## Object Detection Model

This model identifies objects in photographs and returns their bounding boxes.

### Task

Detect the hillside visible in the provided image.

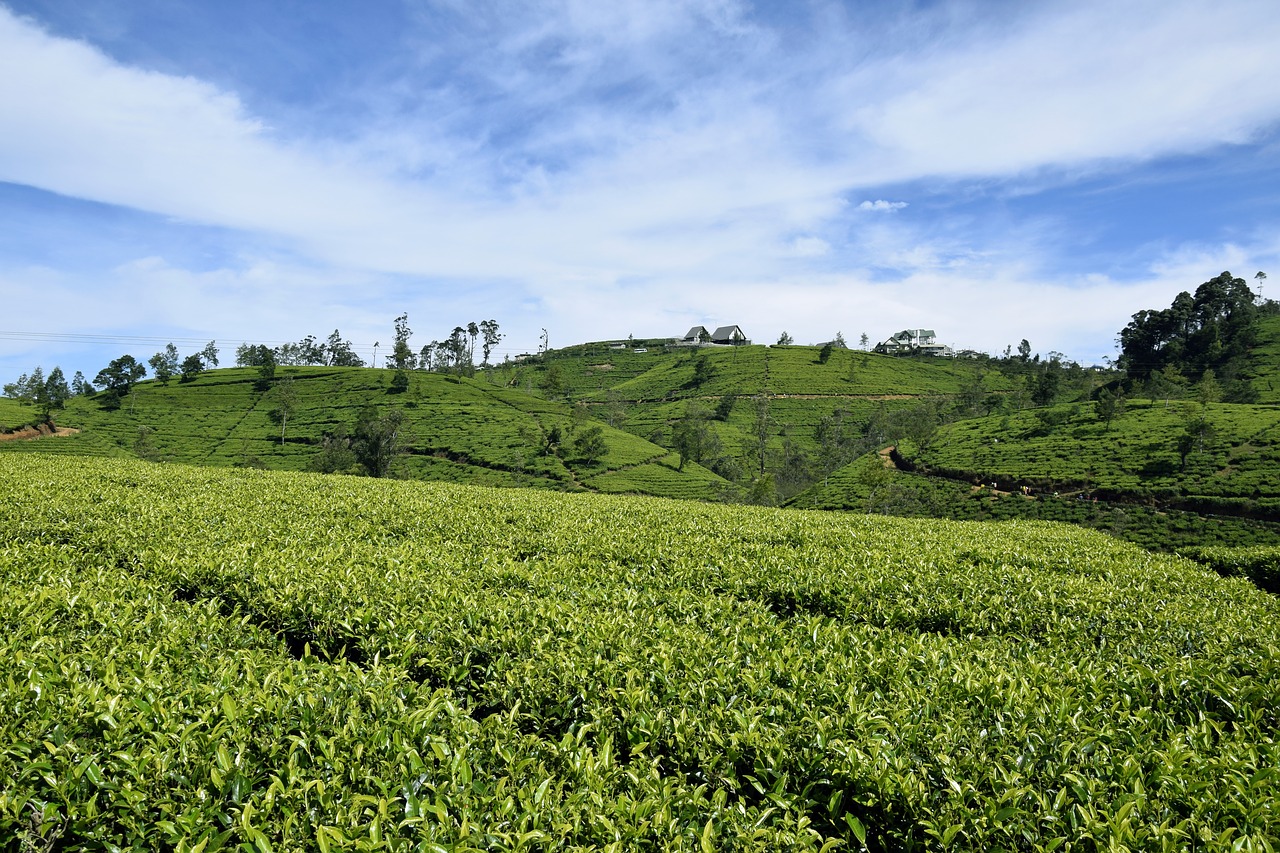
[794,396,1280,550]
[0,367,734,503]
[1242,313,1280,403]
[4,454,1279,850]
[501,342,1019,491]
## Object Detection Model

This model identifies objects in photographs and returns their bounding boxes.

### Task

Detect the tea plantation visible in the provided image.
[3,455,1278,851]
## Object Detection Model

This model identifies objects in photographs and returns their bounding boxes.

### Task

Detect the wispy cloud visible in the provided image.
[0,0,1278,376]
[858,200,908,212]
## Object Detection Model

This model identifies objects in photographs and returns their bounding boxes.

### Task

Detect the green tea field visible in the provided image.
[3,455,1278,851]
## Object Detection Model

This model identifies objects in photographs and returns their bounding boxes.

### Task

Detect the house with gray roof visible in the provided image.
[874,329,953,357]
[710,325,749,345]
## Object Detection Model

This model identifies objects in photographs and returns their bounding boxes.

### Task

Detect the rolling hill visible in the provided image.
[0,366,735,503]
[4,312,1279,553]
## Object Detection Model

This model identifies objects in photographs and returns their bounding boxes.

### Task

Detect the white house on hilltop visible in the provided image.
[874,329,953,357]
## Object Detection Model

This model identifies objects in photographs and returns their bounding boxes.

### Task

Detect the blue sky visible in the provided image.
[2,0,1279,382]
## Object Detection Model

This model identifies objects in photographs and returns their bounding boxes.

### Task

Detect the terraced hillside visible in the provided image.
[795,397,1280,550]
[0,367,733,502]
[3,454,1279,850]
[1242,313,1280,404]
[504,342,1016,476]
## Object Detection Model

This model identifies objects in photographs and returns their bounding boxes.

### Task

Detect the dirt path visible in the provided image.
[0,424,80,441]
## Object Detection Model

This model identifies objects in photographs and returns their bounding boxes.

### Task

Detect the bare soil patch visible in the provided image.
[0,423,80,442]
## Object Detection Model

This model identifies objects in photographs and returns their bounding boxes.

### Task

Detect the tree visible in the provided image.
[248,347,277,391]
[776,331,794,346]
[572,425,607,464]
[671,406,710,471]
[149,344,180,385]
[41,367,70,418]
[1196,368,1222,405]
[309,426,358,474]
[859,332,870,350]
[134,425,160,462]
[352,407,404,477]
[201,341,220,368]
[814,407,861,483]
[479,320,502,367]
[389,368,410,394]
[713,393,737,422]
[236,344,276,368]
[543,425,563,456]
[267,378,298,446]
[855,454,894,514]
[1017,339,1032,363]
[1177,404,1215,471]
[1118,271,1258,382]
[818,342,834,364]
[179,354,205,383]
[391,313,415,370]
[325,330,363,367]
[1095,387,1125,429]
[541,364,565,398]
[95,356,146,398]
[1031,359,1061,406]
[690,355,714,388]
[467,322,480,367]
[3,368,40,403]
[71,371,92,396]
[418,343,437,371]
[775,438,812,500]
[446,327,469,373]
[834,331,847,347]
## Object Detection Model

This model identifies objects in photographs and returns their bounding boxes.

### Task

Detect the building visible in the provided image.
[710,325,749,345]
[682,326,710,343]
[874,329,953,357]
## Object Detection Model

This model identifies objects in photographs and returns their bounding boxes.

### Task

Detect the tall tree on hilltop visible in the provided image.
[325,330,363,367]
[180,354,205,383]
[391,313,415,370]
[467,322,479,367]
[479,320,502,367]
[95,356,146,396]
[149,344,180,385]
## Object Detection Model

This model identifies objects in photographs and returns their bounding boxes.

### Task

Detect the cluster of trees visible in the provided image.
[148,342,220,385]
[236,330,363,370]
[2,366,84,418]
[401,317,503,375]
[231,316,505,379]
[309,407,406,478]
[1118,271,1267,400]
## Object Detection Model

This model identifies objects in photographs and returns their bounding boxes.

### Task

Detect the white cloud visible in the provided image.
[858,200,908,212]
[1,1,1279,380]
[837,0,1280,181]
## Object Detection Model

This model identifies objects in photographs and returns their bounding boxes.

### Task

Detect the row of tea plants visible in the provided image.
[2,455,1278,850]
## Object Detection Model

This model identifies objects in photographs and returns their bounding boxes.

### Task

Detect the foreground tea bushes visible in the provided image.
[2,455,1279,851]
